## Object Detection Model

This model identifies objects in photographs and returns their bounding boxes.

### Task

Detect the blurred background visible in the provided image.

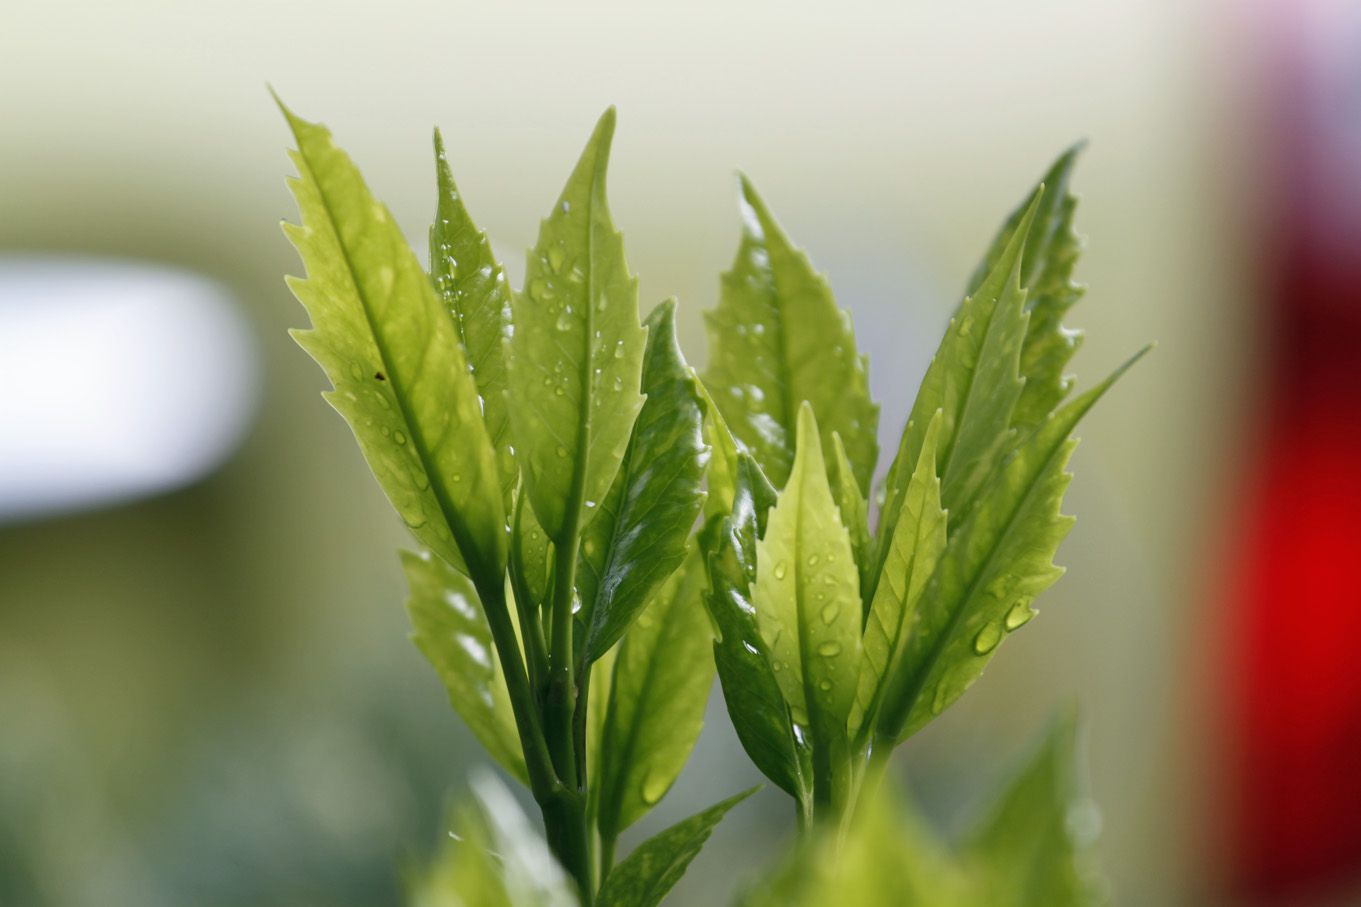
[2,0,1358,904]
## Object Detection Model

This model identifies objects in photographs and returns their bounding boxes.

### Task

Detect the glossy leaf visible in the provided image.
[702,454,811,805]
[596,787,758,907]
[872,192,1039,603]
[577,300,709,662]
[279,100,506,579]
[966,147,1086,432]
[852,411,945,740]
[403,550,527,785]
[752,405,861,784]
[703,177,878,492]
[430,129,516,510]
[961,712,1106,907]
[879,351,1147,742]
[507,108,647,543]
[594,549,715,840]
[696,375,742,519]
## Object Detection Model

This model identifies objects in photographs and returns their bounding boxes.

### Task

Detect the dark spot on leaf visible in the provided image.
[375,372,386,381]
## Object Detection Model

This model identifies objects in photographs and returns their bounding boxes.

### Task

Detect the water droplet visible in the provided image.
[817,641,842,657]
[613,340,625,359]
[555,445,568,458]
[819,603,840,625]
[818,679,833,691]
[393,431,407,445]
[931,682,950,715]
[807,554,820,567]
[1004,602,1034,631]
[548,247,565,271]
[972,622,1002,655]
[555,312,572,331]
[773,561,787,580]
[554,386,565,396]
[560,199,571,214]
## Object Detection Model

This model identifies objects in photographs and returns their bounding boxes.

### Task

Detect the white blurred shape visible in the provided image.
[0,257,258,523]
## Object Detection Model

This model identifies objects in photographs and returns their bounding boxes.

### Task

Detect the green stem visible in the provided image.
[546,534,582,785]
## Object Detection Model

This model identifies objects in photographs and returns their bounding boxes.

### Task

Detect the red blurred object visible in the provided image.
[1227,1,1361,900]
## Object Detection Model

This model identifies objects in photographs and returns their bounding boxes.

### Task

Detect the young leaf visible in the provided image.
[851,411,946,740]
[877,351,1148,742]
[402,550,527,785]
[593,549,715,842]
[596,787,759,907]
[430,129,517,510]
[966,147,1086,432]
[507,108,647,543]
[703,177,879,493]
[702,454,812,807]
[961,712,1106,907]
[279,100,506,581]
[827,432,872,609]
[753,404,862,800]
[872,192,1039,601]
[577,300,709,663]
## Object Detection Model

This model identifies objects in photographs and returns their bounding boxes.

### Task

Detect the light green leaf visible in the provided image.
[594,548,715,840]
[596,787,758,907]
[739,782,972,907]
[703,176,878,493]
[879,350,1147,742]
[851,410,946,741]
[827,432,872,609]
[279,100,506,581]
[408,804,513,907]
[507,108,647,543]
[962,712,1106,907]
[473,773,580,907]
[701,454,811,806]
[430,128,516,511]
[577,300,709,662]
[966,147,1086,432]
[872,191,1040,602]
[753,405,861,792]
[402,550,527,785]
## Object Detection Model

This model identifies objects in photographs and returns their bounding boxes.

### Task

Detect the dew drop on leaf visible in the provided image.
[972,622,1002,655]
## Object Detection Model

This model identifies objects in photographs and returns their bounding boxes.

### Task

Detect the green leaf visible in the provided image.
[966,147,1086,432]
[851,410,945,740]
[827,432,872,610]
[594,548,715,840]
[961,711,1106,907]
[753,404,861,796]
[696,376,742,519]
[872,191,1040,602]
[472,773,580,907]
[507,107,647,543]
[409,804,513,907]
[596,787,758,907]
[701,454,811,806]
[577,300,709,662]
[738,782,971,907]
[430,128,517,511]
[279,99,506,581]
[879,350,1148,742]
[703,176,878,493]
[402,550,527,785]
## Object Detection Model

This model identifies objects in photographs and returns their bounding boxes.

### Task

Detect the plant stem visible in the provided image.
[546,533,582,785]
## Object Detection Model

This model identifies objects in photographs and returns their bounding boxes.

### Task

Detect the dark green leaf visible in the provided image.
[596,787,758,907]
[430,128,517,511]
[702,454,811,805]
[279,99,506,580]
[507,108,647,543]
[577,300,709,662]
[703,177,878,492]
[593,549,715,840]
